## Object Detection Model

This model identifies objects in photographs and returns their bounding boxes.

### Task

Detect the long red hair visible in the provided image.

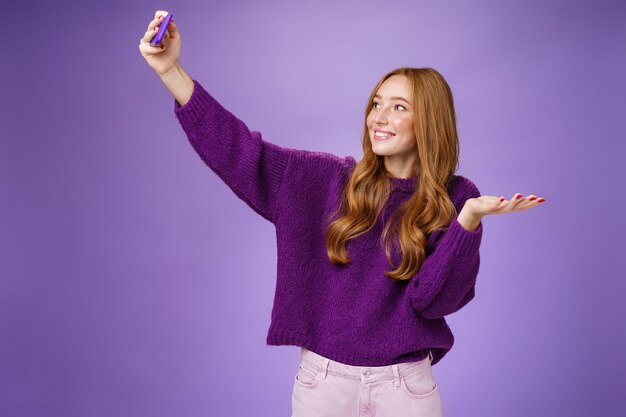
[324,67,461,281]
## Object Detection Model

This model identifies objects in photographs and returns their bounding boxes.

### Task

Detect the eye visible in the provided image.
[372,101,407,111]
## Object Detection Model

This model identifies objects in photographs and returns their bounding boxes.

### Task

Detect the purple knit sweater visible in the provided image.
[173,79,483,366]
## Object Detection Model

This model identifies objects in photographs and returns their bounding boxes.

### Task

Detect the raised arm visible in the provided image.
[164,67,296,224]
[407,177,483,319]
[159,64,194,107]
[141,13,297,224]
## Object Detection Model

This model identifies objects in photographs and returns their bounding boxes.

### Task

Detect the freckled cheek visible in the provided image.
[392,118,412,135]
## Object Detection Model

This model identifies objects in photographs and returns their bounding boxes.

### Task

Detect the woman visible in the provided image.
[139,10,545,417]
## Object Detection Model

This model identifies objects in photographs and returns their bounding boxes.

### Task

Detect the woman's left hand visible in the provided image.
[465,193,546,219]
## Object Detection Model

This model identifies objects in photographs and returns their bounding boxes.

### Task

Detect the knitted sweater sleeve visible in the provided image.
[173,79,296,224]
[408,177,483,319]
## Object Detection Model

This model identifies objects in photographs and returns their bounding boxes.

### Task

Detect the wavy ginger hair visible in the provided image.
[324,67,461,282]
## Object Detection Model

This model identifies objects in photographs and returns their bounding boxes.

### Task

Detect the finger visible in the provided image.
[525,195,546,204]
[145,11,171,39]
[498,195,515,204]
[159,22,177,47]
[147,12,168,32]
[142,20,174,43]
[154,10,169,20]
[161,21,176,39]
[496,193,521,209]
[167,21,177,36]
[139,39,166,53]
[495,198,510,210]
[144,21,176,45]
[141,24,161,44]
[139,29,167,52]
[511,193,544,211]
[511,193,525,205]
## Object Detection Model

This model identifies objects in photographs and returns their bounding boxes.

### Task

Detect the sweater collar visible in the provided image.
[390,176,418,193]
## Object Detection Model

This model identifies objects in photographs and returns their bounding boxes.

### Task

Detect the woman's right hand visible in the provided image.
[138,10,181,76]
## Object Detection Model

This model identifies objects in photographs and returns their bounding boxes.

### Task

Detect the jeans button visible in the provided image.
[363,369,371,377]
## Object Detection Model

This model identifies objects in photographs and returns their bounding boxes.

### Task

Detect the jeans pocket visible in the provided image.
[400,368,438,399]
[294,362,319,389]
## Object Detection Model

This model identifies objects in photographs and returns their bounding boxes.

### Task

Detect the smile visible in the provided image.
[374,131,395,140]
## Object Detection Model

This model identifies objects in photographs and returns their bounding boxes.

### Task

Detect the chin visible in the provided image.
[370,146,392,156]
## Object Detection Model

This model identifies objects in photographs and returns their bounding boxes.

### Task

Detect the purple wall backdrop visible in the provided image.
[2,0,625,416]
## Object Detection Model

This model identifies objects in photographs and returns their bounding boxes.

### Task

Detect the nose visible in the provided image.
[373,108,389,125]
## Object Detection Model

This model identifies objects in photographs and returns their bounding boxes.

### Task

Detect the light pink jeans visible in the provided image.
[291,347,443,417]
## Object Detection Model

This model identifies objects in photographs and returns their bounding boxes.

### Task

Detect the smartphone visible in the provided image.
[150,13,173,46]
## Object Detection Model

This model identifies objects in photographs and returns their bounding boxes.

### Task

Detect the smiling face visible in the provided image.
[366,74,418,178]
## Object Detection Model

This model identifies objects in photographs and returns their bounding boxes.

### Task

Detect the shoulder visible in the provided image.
[284,148,356,178]
[447,174,481,205]
[276,148,356,200]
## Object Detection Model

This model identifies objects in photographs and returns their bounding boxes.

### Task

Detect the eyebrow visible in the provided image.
[373,94,411,105]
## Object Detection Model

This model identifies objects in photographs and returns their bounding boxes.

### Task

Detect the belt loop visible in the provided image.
[319,357,330,380]
[392,364,401,387]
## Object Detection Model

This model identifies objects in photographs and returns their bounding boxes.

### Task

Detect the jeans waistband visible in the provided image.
[299,347,433,384]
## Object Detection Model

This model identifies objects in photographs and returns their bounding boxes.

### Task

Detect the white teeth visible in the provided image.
[375,131,394,138]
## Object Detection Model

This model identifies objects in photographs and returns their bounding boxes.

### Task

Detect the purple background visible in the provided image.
[2,0,625,416]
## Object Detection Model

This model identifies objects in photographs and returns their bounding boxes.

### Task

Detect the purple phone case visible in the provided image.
[150,13,173,46]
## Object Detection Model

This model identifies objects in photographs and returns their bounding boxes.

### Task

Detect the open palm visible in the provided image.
[465,193,546,218]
